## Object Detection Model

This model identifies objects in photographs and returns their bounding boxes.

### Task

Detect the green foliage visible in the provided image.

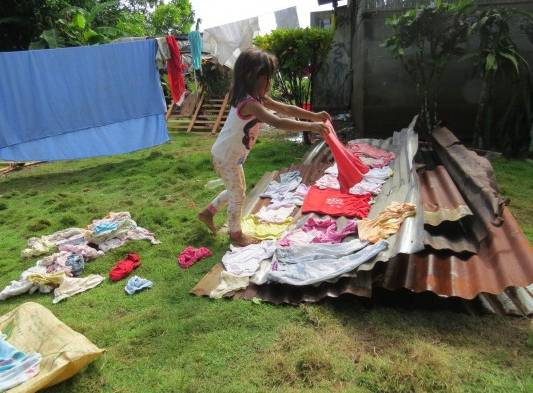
[150,0,194,35]
[198,62,231,98]
[115,11,149,37]
[465,8,533,155]
[382,0,474,134]
[254,28,333,107]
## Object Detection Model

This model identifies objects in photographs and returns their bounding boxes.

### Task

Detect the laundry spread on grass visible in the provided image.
[202,120,409,299]
[0,212,159,303]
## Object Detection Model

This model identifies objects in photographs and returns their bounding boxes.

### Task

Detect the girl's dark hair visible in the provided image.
[229,48,278,107]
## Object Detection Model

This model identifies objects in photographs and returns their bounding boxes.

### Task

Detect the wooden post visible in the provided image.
[186,91,205,133]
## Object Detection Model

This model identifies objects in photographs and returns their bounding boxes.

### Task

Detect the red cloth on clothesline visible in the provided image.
[301,186,371,218]
[324,120,368,193]
[166,35,186,104]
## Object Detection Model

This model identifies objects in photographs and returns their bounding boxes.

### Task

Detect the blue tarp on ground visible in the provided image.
[0,40,168,161]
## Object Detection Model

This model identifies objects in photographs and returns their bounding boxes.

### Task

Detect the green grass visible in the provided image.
[0,134,532,393]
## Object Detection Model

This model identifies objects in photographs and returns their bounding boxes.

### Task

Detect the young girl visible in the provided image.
[198,48,330,246]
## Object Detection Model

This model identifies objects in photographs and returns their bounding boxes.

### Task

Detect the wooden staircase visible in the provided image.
[188,93,229,134]
[166,91,230,134]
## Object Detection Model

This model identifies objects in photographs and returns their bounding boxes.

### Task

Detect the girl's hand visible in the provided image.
[309,122,330,138]
[314,111,331,122]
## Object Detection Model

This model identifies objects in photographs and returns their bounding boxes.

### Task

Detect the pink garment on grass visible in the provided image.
[346,142,395,168]
[178,246,213,269]
[279,217,357,246]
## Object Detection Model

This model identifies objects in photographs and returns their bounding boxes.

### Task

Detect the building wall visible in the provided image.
[312,6,352,111]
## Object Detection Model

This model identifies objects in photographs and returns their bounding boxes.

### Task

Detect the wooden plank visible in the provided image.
[165,102,175,120]
[186,91,205,133]
[211,92,230,135]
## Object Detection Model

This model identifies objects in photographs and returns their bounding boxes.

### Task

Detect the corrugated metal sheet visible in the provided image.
[379,207,533,299]
[432,127,506,227]
[419,165,472,226]
[355,116,426,271]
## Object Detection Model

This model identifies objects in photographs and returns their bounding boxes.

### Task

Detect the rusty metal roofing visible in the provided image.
[378,206,533,299]
[432,127,505,227]
[419,165,472,226]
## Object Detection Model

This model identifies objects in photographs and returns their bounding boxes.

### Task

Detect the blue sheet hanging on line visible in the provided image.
[0,39,169,161]
[188,30,202,71]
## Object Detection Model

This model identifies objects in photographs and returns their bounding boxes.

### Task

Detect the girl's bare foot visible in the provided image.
[230,231,259,247]
[198,209,217,235]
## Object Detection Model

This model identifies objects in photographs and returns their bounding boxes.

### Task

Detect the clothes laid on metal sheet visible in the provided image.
[323,121,368,193]
[221,240,276,277]
[203,17,260,68]
[254,205,295,223]
[178,246,212,269]
[261,170,303,200]
[188,30,203,70]
[275,6,300,28]
[358,202,416,243]
[315,165,393,196]
[346,142,396,168]
[302,186,371,218]
[0,333,41,392]
[278,217,357,246]
[241,215,293,240]
[0,40,168,161]
[267,183,308,209]
[125,276,153,295]
[266,239,388,286]
[166,35,186,104]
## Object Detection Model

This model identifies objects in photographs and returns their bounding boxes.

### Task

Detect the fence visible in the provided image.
[362,0,532,12]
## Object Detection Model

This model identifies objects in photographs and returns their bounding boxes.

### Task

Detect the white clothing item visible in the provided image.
[261,171,302,200]
[222,240,276,276]
[0,266,47,301]
[58,244,104,261]
[267,183,308,209]
[315,173,340,190]
[250,260,273,285]
[203,17,260,68]
[254,205,295,223]
[349,166,393,196]
[52,274,104,304]
[277,229,317,247]
[267,240,387,286]
[211,96,262,164]
[210,271,249,299]
[275,6,299,29]
[325,164,338,176]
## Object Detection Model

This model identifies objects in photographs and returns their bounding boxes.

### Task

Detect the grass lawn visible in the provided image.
[0,133,532,393]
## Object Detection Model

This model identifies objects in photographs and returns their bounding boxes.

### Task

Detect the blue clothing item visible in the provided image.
[188,31,203,70]
[0,40,168,161]
[267,240,388,286]
[93,221,118,235]
[0,334,41,391]
[66,253,85,277]
[125,276,153,295]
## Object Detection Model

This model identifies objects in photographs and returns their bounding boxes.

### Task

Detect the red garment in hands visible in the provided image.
[166,35,186,104]
[178,246,213,269]
[324,121,368,193]
[302,186,371,218]
[109,253,141,281]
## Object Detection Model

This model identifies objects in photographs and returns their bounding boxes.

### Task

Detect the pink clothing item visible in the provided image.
[346,142,395,168]
[279,217,357,246]
[58,244,104,261]
[178,246,213,269]
[324,121,368,193]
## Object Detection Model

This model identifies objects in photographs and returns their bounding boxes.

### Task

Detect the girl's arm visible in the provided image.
[242,100,329,136]
[263,96,331,123]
